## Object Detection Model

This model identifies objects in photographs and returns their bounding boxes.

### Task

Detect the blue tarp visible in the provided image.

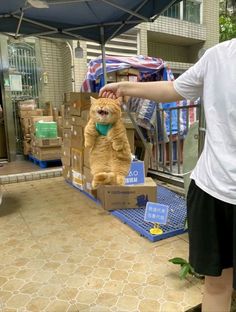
[0,0,179,42]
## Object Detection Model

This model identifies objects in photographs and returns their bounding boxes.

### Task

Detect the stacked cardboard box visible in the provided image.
[19,100,62,160]
[61,92,157,210]
[61,92,97,190]
[18,100,43,155]
[31,119,62,161]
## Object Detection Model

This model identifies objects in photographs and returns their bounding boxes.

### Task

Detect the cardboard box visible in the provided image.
[125,161,145,185]
[63,117,72,129]
[106,71,117,82]
[71,116,87,127]
[83,147,90,169]
[62,129,71,148]
[32,137,62,147]
[61,146,71,166]
[81,110,90,121]
[57,116,63,137]
[71,148,83,173]
[83,166,97,198]
[30,116,53,133]
[23,140,31,155]
[20,118,31,135]
[44,102,53,116]
[117,68,139,76]
[61,104,71,118]
[71,125,84,149]
[97,177,157,210]
[62,165,72,182]
[57,116,63,128]
[19,109,43,118]
[18,99,36,111]
[34,146,61,161]
[58,127,63,138]
[69,92,98,116]
[72,170,84,190]
[35,121,58,139]
[63,129,71,140]
[53,107,59,121]
[117,75,129,82]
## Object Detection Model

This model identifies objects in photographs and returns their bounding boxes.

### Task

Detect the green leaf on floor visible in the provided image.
[179,263,191,279]
[168,257,188,265]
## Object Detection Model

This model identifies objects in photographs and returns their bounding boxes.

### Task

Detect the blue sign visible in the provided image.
[144,202,169,224]
[125,161,145,185]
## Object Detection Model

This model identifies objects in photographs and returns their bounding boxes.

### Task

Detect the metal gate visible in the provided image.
[8,41,39,154]
[148,101,201,181]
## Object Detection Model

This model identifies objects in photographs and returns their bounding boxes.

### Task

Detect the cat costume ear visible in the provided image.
[90,96,97,105]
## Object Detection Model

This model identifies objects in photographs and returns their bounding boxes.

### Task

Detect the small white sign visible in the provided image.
[9,74,22,92]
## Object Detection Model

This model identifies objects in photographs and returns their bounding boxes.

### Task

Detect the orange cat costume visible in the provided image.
[84,97,131,189]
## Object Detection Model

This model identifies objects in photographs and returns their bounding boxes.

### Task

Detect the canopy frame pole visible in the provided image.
[100,26,107,86]
[101,0,151,22]
[12,13,58,31]
[23,30,58,38]
[47,0,94,4]
[106,0,149,42]
[15,9,24,39]
[65,20,141,32]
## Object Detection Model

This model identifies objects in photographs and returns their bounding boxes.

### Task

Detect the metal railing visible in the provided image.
[149,103,200,178]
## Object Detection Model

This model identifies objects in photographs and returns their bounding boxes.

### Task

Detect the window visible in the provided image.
[163,3,181,19]
[183,1,201,24]
[162,0,202,24]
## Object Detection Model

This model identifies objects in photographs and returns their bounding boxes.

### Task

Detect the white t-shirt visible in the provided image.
[174,39,236,204]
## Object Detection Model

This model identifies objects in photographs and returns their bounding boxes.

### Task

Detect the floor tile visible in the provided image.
[0,177,202,311]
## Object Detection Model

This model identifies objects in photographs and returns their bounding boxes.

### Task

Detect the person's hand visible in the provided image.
[99,82,122,99]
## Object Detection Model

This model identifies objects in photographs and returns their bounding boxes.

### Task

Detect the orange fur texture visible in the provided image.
[84,97,131,189]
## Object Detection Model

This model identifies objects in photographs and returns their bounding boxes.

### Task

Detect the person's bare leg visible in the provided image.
[202,268,233,312]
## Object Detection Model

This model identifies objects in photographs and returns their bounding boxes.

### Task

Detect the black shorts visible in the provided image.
[187,180,236,288]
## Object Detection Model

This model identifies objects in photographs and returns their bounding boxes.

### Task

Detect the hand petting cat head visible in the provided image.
[90,97,121,124]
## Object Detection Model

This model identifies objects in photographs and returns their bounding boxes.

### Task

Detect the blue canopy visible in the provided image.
[0,0,179,43]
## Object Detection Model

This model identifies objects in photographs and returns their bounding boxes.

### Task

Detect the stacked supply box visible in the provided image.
[18,100,44,155]
[61,92,97,187]
[18,100,63,160]
[31,117,62,161]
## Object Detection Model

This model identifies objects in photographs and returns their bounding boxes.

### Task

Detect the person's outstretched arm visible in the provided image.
[99,81,184,103]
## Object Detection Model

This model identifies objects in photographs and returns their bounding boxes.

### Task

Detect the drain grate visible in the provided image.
[111,185,187,242]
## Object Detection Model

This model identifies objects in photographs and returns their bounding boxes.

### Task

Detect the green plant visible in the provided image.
[169,257,204,280]
[220,14,236,41]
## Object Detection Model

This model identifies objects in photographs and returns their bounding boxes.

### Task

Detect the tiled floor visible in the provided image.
[0,177,203,312]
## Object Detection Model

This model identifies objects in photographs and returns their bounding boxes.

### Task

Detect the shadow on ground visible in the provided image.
[0,195,21,217]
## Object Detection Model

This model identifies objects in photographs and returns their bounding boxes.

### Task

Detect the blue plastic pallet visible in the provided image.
[28,154,62,169]
[111,186,187,242]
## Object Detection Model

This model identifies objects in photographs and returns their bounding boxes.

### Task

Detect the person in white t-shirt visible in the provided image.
[99,39,236,312]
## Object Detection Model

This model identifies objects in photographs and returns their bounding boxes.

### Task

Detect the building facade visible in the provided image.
[36,0,220,105]
[0,0,219,161]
